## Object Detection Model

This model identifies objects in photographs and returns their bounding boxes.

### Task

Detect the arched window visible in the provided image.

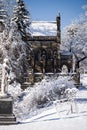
[53,50,57,59]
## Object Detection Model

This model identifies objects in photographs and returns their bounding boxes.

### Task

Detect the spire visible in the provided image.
[56,13,61,32]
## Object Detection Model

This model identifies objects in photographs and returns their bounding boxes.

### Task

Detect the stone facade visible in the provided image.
[22,15,74,87]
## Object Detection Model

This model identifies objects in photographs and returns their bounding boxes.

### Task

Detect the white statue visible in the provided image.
[62,65,68,74]
[0,58,10,97]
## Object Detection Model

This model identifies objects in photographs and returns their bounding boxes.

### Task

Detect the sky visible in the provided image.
[24,0,87,29]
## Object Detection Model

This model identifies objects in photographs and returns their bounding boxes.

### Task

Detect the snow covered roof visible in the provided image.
[30,21,57,36]
[60,51,72,56]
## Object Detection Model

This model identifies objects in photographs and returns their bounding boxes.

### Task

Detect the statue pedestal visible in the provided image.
[0,96,16,125]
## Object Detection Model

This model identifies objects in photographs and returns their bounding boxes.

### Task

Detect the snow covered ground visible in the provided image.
[0,74,87,130]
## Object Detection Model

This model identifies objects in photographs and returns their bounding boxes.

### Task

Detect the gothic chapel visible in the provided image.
[23,14,74,86]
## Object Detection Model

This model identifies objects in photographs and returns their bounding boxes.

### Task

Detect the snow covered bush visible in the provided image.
[8,81,22,100]
[9,75,75,121]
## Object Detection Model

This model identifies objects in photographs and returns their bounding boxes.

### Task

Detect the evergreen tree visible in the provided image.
[0,0,10,60]
[0,0,8,32]
[12,0,31,40]
[6,0,16,20]
[7,22,28,84]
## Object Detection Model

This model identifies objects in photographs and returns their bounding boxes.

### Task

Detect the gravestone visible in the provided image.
[0,58,16,125]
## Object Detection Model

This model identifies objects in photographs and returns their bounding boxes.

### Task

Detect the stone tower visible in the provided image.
[56,14,61,47]
[56,14,61,68]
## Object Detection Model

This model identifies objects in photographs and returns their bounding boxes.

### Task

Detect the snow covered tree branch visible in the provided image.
[61,10,87,70]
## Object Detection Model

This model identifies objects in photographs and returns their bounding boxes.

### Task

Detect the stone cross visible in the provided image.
[0,58,9,97]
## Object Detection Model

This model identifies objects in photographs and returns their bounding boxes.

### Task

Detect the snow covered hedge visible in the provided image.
[8,75,75,121]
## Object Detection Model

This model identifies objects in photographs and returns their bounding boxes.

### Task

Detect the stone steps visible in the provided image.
[0,121,16,125]
[0,114,16,125]
[0,114,16,120]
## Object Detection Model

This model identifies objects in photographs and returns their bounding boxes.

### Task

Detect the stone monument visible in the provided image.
[0,58,16,125]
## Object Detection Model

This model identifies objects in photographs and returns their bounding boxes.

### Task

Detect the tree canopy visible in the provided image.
[61,6,87,69]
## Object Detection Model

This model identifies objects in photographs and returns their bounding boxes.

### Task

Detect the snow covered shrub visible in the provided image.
[12,75,75,120]
[8,81,22,100]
